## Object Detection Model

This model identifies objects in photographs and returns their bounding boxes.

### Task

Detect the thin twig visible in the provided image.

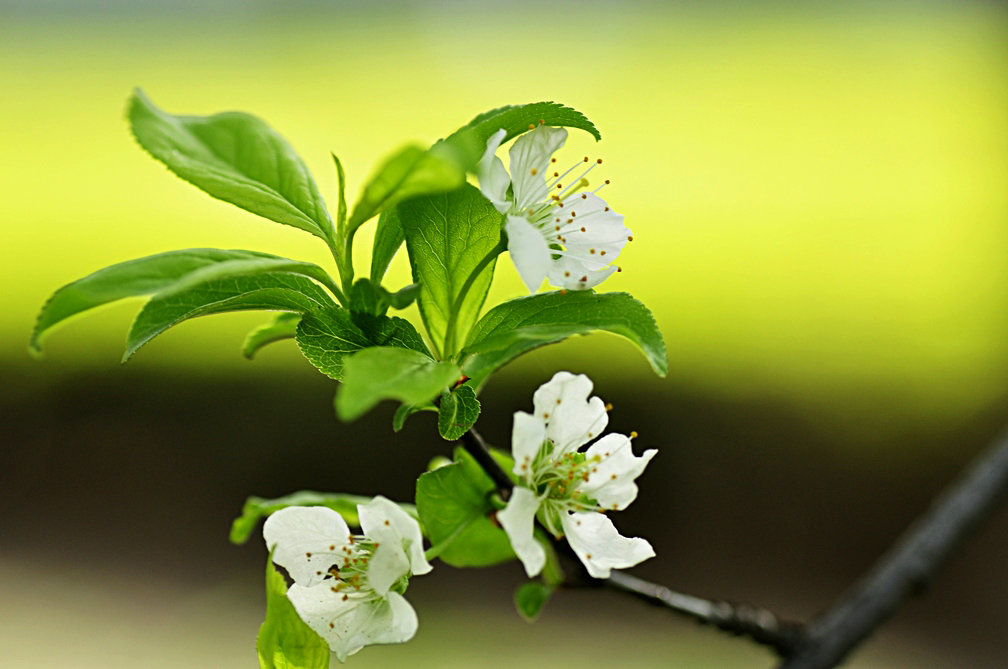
[459,426,800,653]
[606,571,804,656]
[776,428,1008,669]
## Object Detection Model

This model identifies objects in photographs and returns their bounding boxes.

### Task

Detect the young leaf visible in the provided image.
[443,101,601,158]
[392,402,433,432]
[347,279,420,317]
[295,307,429,380]
[370,208,405,284]
[514,581,554,622]
[230,491,384,545]
[30,248,279,355]
[335,347,460,421]
[346,144,466,235]
[129,89,337,250]
[125,259,338,360]
[398,183,504,357]
[437,384,480,441]
[462,290,668,383]
[243,313,302,359]
[258,557,331,669]
[415,447,515,567]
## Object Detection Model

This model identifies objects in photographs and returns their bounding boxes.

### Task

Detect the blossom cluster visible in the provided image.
[266,372,656,661]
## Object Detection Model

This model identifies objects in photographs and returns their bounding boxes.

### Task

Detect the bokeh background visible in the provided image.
[3,1,1007,667]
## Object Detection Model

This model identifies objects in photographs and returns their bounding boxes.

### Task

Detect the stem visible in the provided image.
[442,237,506,357]
[776,428,1008,669]
[605,571,803,656]
[460,427,514,495]
[319,269,348,308]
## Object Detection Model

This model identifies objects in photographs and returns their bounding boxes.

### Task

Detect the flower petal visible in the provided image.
[511,410,547,482]
[582,434,657,510]
[288,584,418,662]
[560,511,655,579]
[508,125,567,212]
[531,372,608,454]
[478,128,512,213]
[547,260,617,291]
[359,496,432,579]
[263,506,352,587]
[497,486,546,577]
[505,215,552,293]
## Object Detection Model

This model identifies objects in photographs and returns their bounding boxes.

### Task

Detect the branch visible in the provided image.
[605,571,804,655]
[459,426,801,653]
[776,427,1008,669]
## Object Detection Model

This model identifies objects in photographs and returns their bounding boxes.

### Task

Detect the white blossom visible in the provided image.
[498,372,656,578]
[263,496,432,662]
[478,125,632,293]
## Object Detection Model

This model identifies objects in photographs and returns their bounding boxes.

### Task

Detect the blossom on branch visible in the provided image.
[263,496,432,662]
[478,125,633,293]
[498,371,656,578]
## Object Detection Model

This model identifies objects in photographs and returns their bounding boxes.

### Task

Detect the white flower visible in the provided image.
[497,371,656,579]
[478,125,633,293]
[263,496,432,662]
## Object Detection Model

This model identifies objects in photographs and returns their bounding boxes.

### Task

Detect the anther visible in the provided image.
[553,172,559,177]
[604,179,610,184]
[617,266,622,272]
[627,235,633,241]
[590,249,596,254]
[528,123,535,130]
[580,227,586,232]
[564,271,570,277]
[630,430,638,439]
[531,168,538,175]
[605,403,613,411]
[306,552,312,558]
[600,251,606,256]
[580,275,588,282]
[597,159,603,164]
[581,193,587,199]
[384,520,390,526]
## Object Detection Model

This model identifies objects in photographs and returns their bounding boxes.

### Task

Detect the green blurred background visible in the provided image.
[3,1,1007,667]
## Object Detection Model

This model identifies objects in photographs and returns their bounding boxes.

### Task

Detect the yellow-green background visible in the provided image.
[3,2,1007,667]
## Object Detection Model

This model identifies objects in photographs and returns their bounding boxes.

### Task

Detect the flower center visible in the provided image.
[326,536,380,593]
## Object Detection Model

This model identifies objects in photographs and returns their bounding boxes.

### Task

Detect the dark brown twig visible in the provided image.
[776,428,1008,669]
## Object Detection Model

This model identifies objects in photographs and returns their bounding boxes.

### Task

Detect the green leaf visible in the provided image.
[258,556,331,669]
[514,581,554,622]
[398,183,504,357]
[335,347,460,421]
[30,248,279,355]
[416,447,515,567]
[346,144,466,235]
[348,279,386,316]
[370,207,405,284]
[437,384,480,441]
[243,313,302,359]
[462,291,668,383]
[231,491,418,545]
[124,258,338,361]
[443,102,601,159]
[129,89,336,249]
[231,491,380,545]
[295,307,429,380]
[348,279,421,317]
[392,402,432,432]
